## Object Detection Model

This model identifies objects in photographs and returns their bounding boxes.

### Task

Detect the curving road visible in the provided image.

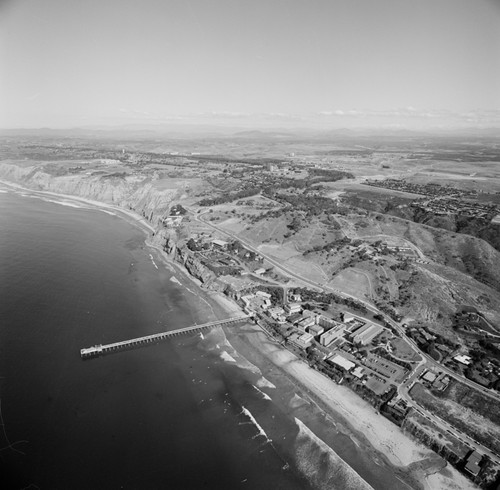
[189,207,500,461]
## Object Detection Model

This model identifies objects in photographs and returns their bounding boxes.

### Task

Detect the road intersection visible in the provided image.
[190,207,500,463]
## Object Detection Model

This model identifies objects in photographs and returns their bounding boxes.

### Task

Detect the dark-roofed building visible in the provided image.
[465,450,482,477]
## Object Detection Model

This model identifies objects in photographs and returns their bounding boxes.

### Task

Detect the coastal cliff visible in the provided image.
[0,160,227,291]
[0,161,180,229]
[174,245,217,286]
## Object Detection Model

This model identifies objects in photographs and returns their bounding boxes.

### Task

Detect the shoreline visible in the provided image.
[0,178,478,490]
[0,178,155,234]
[226,326,479,490]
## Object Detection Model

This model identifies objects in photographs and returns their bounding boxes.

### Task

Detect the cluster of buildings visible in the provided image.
[364,178,497,221]
[420,369,451,391]
[365,179,477,199]
[162,204,187,228]
[266,303,386,353]
[411,198,497,221]
[261,301,401,396]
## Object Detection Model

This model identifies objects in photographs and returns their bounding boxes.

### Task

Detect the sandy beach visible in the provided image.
[238,325,431,466]
[225,323,479,489]
[1,179,479,490]
[0,179,156,233]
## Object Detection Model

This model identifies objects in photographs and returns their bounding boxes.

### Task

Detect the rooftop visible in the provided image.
[329,354,355,371]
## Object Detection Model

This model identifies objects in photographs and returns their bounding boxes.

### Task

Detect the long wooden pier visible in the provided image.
[80,315,252,359]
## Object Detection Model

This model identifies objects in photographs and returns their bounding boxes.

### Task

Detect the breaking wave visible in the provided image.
[294,418,374,490]
[240,406,271,443]
[149,253,159,269]
[201,329,261,374]
[40,197,88,209]
[252,384,272,401]
[220,351,237,363]
[256,376,276,389]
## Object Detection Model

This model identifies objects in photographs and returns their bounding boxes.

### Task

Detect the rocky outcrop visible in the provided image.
[175,246,216,285]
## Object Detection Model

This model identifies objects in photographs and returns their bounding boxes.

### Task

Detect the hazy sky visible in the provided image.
[1,0,499,128]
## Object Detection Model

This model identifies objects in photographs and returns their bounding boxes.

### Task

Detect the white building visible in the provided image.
[255,291,271,299]
[297,316,316,332]
[212,239,229,249]
[308,324,324,337]
[319,323,348,347]
[454,354,472,366]
[316,315,339,329]
[285,303,302,315]
[288,332,314,349]
[350,323,384,345]
[329,354,355,372]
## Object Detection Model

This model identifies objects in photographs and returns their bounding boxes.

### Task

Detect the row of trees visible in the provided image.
[198,187,261,206]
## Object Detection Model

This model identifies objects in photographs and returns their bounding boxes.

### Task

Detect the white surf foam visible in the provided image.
[241,406,271,443]
[149,254,159,269]
[294,418,374,490]
[170,276,182,285]
[220,351,237,363]
[256,376,276,390]
[203,329,262,374]
[252,385,272,401]
[42,198,87,209]
[289,393,309,409]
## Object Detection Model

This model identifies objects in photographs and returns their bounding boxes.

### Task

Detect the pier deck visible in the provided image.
[80,315,252,359]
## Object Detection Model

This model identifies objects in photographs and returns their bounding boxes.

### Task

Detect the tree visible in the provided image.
[186,238,198,251]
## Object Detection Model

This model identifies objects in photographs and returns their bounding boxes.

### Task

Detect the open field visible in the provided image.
[330,268,373,300]
[440,380,500,426]
[327,181,426,199]
[390,338,422,362]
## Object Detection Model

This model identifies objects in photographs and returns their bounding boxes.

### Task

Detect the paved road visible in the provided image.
[389,319,500,403]
[190,208,500,460]
[399,371,500,464]
[194,208,500,400]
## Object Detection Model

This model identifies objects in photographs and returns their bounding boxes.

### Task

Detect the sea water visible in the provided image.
[0,188,407,490]
[0,190,313,489]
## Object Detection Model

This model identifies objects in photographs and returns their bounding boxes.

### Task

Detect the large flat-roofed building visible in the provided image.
[308,324,324,337]
[288,332,314,350]
[344,316,366,332]
[296,316,316,332]
[349,323,384,345]
[285,303,302,315]
[328,354,355,372]
[319,329,337,347]
[255,290,271,299]
[319,323,347,347]
[212,239,229,249]
[316,315,339,329]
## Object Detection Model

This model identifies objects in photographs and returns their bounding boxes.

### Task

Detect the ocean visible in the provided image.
[0,187,408,490]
